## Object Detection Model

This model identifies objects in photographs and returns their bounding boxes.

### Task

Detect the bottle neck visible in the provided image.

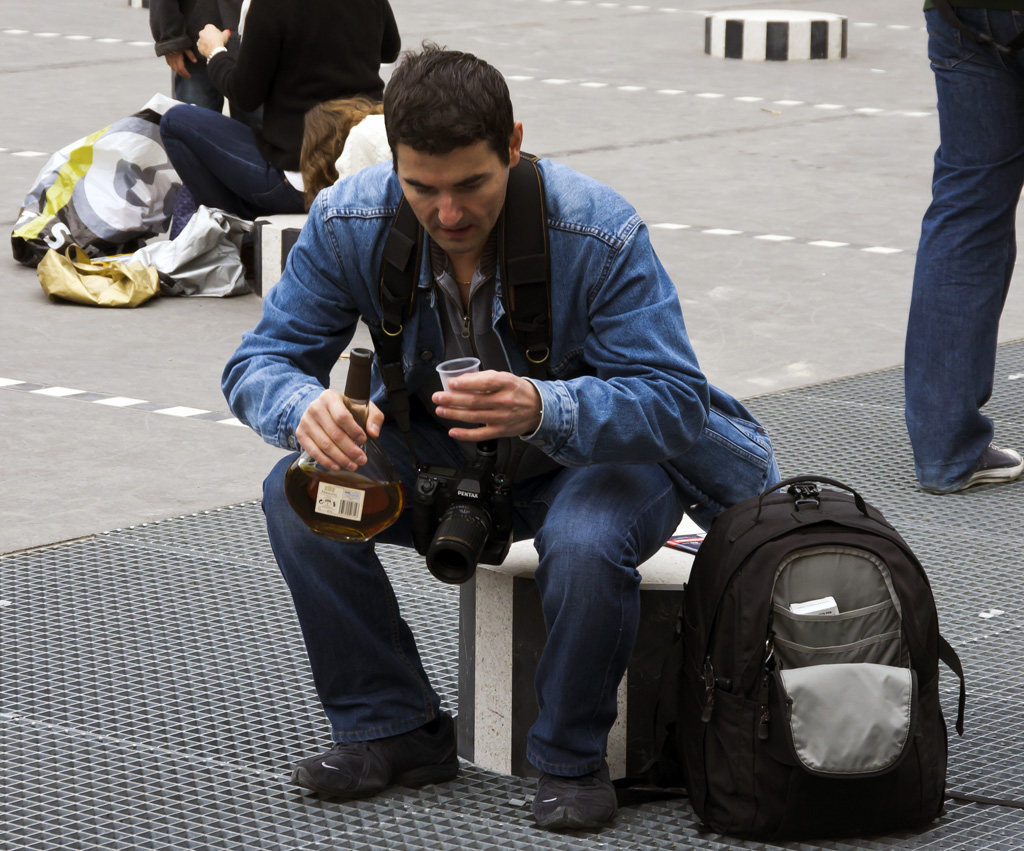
[344,395,370,432]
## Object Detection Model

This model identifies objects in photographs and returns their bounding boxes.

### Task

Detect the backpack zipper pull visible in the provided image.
[701,657,716,722]
[758,704,771,740]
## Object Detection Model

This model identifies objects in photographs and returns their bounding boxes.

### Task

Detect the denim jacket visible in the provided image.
[223,159,778,527]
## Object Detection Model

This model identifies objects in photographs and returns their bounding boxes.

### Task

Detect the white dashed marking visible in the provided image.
[154,406,210,418]
[93,397,147,407]
[31,386,85,397]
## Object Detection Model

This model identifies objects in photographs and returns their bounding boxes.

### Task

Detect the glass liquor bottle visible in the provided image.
[283,348,404,542]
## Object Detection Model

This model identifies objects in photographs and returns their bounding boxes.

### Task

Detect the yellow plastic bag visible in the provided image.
[36,245,160,308]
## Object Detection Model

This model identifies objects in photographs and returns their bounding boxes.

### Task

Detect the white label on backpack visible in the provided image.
[790,596,840,616]
[315,482,364,521]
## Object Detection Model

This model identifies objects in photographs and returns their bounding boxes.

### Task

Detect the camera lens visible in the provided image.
[426,503,491,584]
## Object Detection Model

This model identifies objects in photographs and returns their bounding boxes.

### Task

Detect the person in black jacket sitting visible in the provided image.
[159,0,400,221]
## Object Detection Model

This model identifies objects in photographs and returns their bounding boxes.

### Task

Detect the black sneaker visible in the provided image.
[532,760,617,830]
[961,445,1024,489]
[291,712,459,798]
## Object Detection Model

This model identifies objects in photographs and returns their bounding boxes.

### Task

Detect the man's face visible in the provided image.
[395,125,523,264]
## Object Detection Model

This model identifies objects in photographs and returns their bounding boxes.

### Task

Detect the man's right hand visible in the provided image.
[164,49,197,78]
[295,389,384,472]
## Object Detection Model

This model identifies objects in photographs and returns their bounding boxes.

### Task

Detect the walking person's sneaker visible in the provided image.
[532,760,618,830]
[926,445,1024,494]
[291,712,459,798]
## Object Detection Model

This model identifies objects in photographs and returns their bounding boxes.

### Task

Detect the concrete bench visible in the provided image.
[252,214,308,298]
[456,517,700,780]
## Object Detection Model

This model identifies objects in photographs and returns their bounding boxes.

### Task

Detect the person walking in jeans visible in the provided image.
[905,1,1024,493]
[223,46,779,831]
[159,0,399,220]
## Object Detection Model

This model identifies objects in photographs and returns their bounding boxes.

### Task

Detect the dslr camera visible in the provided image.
[411,440,513,584]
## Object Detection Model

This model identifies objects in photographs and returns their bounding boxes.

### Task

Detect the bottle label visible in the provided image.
[314,482,365,521]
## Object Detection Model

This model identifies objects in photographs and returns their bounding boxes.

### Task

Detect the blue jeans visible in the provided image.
[171,56,262,129]
[905,8,1024,491]
[160,104,304,219]
[262,406,685,775]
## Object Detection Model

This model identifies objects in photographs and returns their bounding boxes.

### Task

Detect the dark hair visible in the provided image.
[383,43,514,167]
[299,96,384,209]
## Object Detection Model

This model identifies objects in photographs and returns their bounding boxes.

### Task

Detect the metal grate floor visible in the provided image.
[3,342,1024,850]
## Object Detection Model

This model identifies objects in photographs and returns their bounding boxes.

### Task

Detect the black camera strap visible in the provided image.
[375,153,552,472]
[931,0,1024,55]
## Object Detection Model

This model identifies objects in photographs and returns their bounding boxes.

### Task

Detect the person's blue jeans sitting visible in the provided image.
[160,104,304,221]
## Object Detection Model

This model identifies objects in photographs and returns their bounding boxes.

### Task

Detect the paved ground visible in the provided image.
[5,0,1024,554]
[4,350,1024,849]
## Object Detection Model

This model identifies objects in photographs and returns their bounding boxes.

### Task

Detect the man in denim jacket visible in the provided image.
[223,45,779,831]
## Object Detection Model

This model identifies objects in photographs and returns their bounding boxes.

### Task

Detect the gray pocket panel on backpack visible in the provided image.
[776,663,916,775]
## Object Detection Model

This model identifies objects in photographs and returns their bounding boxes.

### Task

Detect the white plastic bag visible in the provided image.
[130,205,254,297]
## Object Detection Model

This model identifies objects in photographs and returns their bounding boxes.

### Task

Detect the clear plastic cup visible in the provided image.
[436,357,480,391]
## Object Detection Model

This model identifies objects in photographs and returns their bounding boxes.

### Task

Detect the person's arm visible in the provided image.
[203,0,281,112]
[222,193,368,452]
[379,0,401,64]
[150,0,193,56]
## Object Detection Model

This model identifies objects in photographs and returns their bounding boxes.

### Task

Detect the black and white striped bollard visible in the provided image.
[705,10,848,61]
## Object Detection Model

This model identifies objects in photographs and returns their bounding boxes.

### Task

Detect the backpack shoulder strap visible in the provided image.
[938,632,966,736]
[375,197,423,466]
[378,196,422,342]
[501,153,551,380]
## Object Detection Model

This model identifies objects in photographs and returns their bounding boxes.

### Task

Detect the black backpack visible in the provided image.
[673,476,966,840]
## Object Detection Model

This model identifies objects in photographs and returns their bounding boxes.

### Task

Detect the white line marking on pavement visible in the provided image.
[154,406,210,418]
[502,75,932,118]
[32,386,85,397]
[93,397,147,407]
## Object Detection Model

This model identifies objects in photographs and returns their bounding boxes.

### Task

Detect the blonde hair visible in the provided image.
[300,96,384,209]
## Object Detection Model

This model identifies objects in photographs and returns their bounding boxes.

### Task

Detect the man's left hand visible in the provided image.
[432,370,542,441]
[197,24,229,59]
